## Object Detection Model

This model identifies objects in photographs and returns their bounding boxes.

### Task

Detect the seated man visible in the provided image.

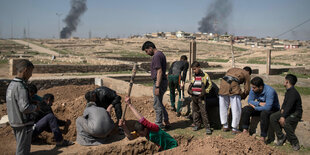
[119,96,178,151]
[32,93,73,146]
[76,91,115,146]
[28,84,69,128]
[270,74,303,150]
[241,77,280,142]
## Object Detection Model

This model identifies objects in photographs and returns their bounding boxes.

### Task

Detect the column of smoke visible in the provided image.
[198,0,232,34]
[60,0,87,39]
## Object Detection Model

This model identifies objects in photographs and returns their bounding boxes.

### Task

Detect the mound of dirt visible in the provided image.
[161,134,284,155]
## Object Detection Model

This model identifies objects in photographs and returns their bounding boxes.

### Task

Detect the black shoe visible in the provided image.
[265,138,275,145]
[276,135,286,146]
[192,126,200,131]
[170,106,176,112]
[164,124,171,130]
[292,143,300,151]
[118,127,124,135]
[176,112,181,117]
[56,140,74,147]
[206,128,212,135]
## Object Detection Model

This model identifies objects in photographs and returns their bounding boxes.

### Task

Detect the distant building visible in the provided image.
[176,31,185,38]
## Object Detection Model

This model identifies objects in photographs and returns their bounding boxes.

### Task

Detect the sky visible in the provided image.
[0,0,310,40]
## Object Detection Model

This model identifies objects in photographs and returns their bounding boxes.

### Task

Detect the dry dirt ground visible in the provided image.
[1,38,310,154]
[0,84,300,155]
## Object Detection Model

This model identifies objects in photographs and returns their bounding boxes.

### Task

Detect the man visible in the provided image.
[241,77,280,142]
[270,74,302,150]
[76,91,115,146]
[119,97,178,151]
[32,94,72,146]
[219,67,252,134]
[92,86,122,123]
[6,59,38,155]
[167,55,189,115]
[188,61,213,135]
[142,41,169,129]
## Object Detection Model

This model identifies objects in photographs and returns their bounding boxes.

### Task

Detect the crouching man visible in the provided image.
[119,97,178,151]
[270,74,303,150]
[76,91,114,146]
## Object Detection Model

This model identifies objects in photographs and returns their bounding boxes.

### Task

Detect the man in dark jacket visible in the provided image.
[168,55,189,114]
[270,74,303,151]
[93,86,122,122]
[32,94,72,146]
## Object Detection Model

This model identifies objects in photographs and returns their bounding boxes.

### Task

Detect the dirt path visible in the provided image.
[12,40,59,56]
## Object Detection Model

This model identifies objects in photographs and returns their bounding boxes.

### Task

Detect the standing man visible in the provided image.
[219,67,252,134]
[6,60,38,155]
[241,77,280,142]
[270,74,302,150]
[167,55,189,115]
[142,41,169,129]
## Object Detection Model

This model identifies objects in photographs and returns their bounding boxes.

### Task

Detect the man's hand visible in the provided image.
[118,119,126,127]
[259,102,266,106]
[125,96,131,105]
[279,117,285,127]
[155,88,160,96]
[249,104,255,108]
[107,104,113,113]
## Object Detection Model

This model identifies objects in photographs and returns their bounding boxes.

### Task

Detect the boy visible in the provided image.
[188,61,213,135]
[32,94,72,146]
[119,97,178,151]
[6,59,38,155]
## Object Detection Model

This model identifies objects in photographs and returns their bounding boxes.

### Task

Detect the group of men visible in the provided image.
[6,41,303,154]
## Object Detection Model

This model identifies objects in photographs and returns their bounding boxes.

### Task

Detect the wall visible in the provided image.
[10,59,133,75]
[0,78,95,104]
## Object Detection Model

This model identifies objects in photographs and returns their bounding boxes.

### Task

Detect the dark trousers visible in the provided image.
[33,113,63,142]
[205,97,221,129]
[192,95,210,129]
[241,106,275,137]
[270,111,300,145]
[168,75,182,112]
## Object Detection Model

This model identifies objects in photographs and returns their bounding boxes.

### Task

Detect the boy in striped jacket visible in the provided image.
[188,61,213,135]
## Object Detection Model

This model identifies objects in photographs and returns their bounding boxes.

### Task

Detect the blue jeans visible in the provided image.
[153,79,168,126]
[33,113,63,142]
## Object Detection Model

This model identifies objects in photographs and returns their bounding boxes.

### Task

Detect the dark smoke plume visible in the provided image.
[60,0,87,38]
[198,0,232,34]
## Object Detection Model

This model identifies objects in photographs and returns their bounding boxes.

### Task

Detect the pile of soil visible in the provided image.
[162,134,284,155]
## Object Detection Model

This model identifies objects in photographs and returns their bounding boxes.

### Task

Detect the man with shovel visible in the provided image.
[167,55,189,117]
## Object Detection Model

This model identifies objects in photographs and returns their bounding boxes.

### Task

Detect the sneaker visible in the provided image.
[276,135,286,146]
[176,112,181,117]
[265,138,275,145]
[231,130,241,135]
[292,143,300,151]
[222,127,230,132]
[56,140,74,147]
[206,128,212,135]
[192,126,200,131]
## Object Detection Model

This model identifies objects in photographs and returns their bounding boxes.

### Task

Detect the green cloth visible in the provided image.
[168,74,183,112]
[149,128,178,150]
